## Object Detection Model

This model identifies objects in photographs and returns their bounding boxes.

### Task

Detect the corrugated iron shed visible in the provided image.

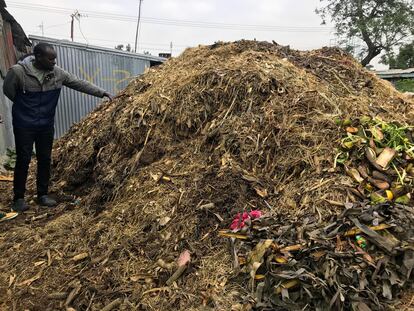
[375,68,414,80]
[0,3,31,155]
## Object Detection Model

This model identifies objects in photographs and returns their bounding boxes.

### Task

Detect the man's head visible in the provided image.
[33,42,57,71]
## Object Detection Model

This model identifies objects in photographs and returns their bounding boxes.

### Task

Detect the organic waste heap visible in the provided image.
[0,40,413,311]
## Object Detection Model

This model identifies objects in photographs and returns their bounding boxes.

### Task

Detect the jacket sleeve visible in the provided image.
[3,67,20,101]
[60,68,106,98]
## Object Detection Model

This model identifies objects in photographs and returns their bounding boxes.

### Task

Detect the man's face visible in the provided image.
[36,48,57,71]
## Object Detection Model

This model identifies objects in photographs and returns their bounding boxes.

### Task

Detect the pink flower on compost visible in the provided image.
[177,250,191,267]
[230,210,262,230]
[249,210,262,219]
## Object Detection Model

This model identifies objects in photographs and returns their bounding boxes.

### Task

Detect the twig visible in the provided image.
[142,287,169,295]
[219,95,238,126]
[47,292,67,299]
[329,69,353,94]
[101,298,122,311]
[65,286,81,307]
[166,265,187,286]
[86,292,95,311]
[306,179,331,192]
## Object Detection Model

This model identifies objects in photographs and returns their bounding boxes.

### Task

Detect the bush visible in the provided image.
[395,79,414,92]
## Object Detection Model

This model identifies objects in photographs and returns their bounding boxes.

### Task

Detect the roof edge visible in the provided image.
[29,35,166,62]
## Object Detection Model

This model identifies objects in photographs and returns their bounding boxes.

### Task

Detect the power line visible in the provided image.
[77,18,89,44]
[28,29,190,47]
[28,31,184,52]
[44,21,72,29]
[8,2,334,33]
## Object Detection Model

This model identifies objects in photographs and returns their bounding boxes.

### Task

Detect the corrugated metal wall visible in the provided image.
[0,79,13,155]
[0,13,17,154]
[30,36,164,138]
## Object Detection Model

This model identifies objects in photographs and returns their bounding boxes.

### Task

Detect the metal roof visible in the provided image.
[29,35,166,63]
[375,68,414,79]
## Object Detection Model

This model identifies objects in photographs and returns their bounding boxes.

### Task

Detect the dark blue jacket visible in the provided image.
[3,55,106,129]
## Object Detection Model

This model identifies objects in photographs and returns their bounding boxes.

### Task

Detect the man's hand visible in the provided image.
[103,92,114,101]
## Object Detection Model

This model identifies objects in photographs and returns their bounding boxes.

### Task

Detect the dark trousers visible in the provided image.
[13,127,54,201]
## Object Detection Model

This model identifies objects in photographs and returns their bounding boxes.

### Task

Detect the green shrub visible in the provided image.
[395,79,414,92]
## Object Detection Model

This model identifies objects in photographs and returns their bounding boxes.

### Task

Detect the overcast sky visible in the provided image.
[6,0,386,68]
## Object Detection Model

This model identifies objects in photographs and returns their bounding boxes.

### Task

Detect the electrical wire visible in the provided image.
[77,19,89,44]
[8,2,334,33]
[28,31,186,51]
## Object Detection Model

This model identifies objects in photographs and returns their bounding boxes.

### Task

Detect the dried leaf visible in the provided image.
[376,148,396,169]
[275,279,300,294]
[159,216,171,226]
[8,274,15,287]
[346,127,359,134]
[345,166,364,183]
[254,187,268,198]
[34,260,46,267]
[344,224,391,237]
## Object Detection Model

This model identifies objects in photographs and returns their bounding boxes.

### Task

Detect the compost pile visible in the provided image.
[218,118,414,310]
[220,202,414,311]
[0,40,413,311]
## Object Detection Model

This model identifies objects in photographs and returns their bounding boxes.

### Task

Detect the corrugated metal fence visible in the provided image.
[29,35,165,138]
[0,11,18,155]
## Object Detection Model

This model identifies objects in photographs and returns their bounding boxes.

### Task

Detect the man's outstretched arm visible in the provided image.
[60,68,113,100]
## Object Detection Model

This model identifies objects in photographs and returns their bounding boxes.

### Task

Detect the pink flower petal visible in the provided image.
[249,210,262,219]
[177,250,191,267]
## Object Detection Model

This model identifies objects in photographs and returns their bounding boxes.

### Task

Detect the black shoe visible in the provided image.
[37,195,57,207]
[12,199,30,213]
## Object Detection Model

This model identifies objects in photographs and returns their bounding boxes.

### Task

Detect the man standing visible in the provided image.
[3,42,113,212]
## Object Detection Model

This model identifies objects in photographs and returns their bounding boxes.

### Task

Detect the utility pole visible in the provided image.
[170,41,173,55]
[70,10,82,41]
[134,0,143,53]
[38,21,44,36]
[70,11,75,41]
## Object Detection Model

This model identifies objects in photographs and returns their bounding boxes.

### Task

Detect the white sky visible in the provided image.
[5,0,387,69]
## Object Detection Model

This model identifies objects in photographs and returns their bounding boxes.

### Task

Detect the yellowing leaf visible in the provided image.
[254,187,268,198]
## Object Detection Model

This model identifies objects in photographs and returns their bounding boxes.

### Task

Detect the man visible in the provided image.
[3,42,113,212]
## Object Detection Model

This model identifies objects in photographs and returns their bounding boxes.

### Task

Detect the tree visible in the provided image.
[382,41,414,69]
[125,44,131,52]
[316,0,414,66]
[115,44,124,50]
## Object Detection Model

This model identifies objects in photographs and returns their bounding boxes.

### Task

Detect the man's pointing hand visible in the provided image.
[103,92,114,101]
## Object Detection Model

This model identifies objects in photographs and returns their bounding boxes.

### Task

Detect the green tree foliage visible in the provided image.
[316,0,414,66]
[383,41,414,69]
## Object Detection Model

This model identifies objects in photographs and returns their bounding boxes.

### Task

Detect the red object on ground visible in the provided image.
[230,210,262,230]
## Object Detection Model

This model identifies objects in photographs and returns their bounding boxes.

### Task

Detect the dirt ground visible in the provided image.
[0,167,76,231]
